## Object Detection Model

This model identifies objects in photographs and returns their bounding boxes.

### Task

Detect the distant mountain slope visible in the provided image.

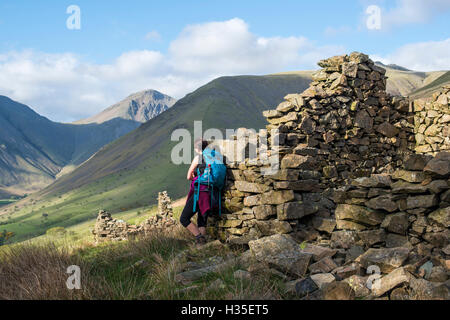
[374,62,447,97]
[276,64,447,97]
[74,90,176,124]
[2,74,312,242]
[41,74,312,197]
[409,71,450,99]
[0,96,141,196]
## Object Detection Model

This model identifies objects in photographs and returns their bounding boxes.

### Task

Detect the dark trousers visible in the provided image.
[180,194,208,228]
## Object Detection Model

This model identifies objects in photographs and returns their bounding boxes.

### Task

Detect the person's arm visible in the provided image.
[187,155,200,180]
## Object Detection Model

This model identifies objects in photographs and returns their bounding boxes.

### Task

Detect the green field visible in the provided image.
[0,199,16,207]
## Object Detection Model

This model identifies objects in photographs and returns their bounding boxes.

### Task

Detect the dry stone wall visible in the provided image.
[212,52,449,247]
[93,191,177,243]
[413,86,450,154]
[332,152,449,252]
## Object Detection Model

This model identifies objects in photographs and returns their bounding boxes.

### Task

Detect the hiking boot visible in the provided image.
[195,235,207,246]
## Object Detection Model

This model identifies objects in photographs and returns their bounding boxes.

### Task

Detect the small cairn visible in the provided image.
[92,210,131,242]
[158,191,174,217]
[142,191,177,232]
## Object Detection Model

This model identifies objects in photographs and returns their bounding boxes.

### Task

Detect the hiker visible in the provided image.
[180,138,226,245]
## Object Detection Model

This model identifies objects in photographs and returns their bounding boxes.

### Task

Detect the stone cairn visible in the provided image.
[141,191,177,232]
[93,191,177,243]
[158,191,173,216]
[92,210,137,242]
[413,86,450,154]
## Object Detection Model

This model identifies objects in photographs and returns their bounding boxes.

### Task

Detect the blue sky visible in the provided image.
[0,0,449,121]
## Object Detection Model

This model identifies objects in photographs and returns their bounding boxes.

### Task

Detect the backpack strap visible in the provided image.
[218,186,222,216]
[192,168,201,213]
[210,186,213,209]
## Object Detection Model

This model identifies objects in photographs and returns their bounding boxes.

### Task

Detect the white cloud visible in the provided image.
[370,38,450,71]
[145,30,161,41]
[0,18,345,122]
[169,18,343,75]
[377,0,450,29]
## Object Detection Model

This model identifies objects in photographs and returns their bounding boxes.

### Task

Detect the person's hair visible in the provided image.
[194,138,209,151]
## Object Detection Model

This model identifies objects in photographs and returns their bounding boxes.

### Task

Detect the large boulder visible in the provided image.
[255,220,292,236]
[424,152,450,177]
[234,181,271,193]
[300,244,337,262]
[277,201,319,220]
[311,273,336,289]
[406,194,438,209]
[392,170,426,183]
[253,205,276,220]
[427,207,450,228]
[260,190,295,205]
[281,154,317,170]
[351,175,391,188]
[371,267,413,297]
[248,234,312,277]
[381,212,409,235]
[335,204,385,226]
[403,154,430,171]
[366,195,398,212]
[322,281,355,300]
[330,230,359,249]
[356,247,411,273]
[295,277,318,298]
[357,229,386,246]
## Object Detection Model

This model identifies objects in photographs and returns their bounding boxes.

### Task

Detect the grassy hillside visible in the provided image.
[277,64,447,97]
[0,96,141,196]
[0,225,290,300]
[1,74,312,243]
[0,201,288,300]
[409,71,450,99]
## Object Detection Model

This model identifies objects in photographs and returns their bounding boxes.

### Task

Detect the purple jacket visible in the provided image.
[186,177,211,216]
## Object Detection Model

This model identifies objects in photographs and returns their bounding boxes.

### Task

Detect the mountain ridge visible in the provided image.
[74,89,176,124]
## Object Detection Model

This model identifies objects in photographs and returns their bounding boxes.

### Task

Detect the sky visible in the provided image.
[0,0,449,122]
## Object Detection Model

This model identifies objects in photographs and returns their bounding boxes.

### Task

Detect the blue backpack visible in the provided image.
[193,148,227,215]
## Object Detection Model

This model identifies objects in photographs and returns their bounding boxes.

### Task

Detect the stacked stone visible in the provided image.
[331,152,449,251]
[92,191,178,243]
[92,210,133,242]
[158,191,174,217]
[141,212,177,233]
[142,190,177,232]
[413,86,450,154]
[331,152,450,249]
[214,52,416,244]
[264,52,414,186]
